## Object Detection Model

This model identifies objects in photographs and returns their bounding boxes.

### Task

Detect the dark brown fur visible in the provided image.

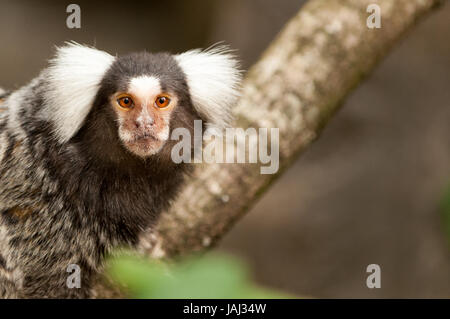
[0,52,203,298]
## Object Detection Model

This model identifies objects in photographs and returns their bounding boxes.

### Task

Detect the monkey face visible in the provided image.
[110,76,178,158]
[45,45,240,160]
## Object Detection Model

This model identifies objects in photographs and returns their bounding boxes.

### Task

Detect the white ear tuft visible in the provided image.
[175,45,242,128]
[44,42,115,143]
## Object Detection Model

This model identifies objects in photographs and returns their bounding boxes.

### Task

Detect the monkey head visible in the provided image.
[102,53,191,158]
[43,43,241,161]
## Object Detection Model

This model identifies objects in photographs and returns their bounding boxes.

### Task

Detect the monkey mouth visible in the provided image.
[124,133,165,157]
[134,133,158,142]
[129,134,161,149]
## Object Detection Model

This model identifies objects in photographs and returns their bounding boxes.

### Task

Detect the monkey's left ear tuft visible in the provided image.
[44,42,115,143]
[174,45,242,128]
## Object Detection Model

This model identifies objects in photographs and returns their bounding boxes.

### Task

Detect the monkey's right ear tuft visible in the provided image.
[44,42,116,143]
[174,45,242,128]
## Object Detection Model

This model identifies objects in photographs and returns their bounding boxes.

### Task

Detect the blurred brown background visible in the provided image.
[1,0,449,298]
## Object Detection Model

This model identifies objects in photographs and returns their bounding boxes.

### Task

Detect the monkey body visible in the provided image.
[0,74,187,298]
[0,44,240,298]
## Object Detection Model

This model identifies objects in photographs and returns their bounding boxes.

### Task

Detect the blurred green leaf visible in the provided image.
[106,252,292,299]
[441,183,450,246]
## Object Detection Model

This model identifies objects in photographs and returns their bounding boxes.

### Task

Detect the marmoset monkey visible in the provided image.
[0,43,241,298]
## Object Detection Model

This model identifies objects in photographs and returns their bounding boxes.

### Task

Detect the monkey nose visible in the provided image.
[135,118,154,130]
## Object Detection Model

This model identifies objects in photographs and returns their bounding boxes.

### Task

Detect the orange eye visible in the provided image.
[117,95,134,109]
[155,95,171,108]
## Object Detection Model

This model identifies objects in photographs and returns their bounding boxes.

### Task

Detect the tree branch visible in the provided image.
[94,0,444,297]
[139,0,443,257]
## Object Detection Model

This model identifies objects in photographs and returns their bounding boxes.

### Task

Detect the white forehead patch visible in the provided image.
[128,76,161,105]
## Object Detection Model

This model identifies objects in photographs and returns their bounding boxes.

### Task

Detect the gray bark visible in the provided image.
[94,0,444,297]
